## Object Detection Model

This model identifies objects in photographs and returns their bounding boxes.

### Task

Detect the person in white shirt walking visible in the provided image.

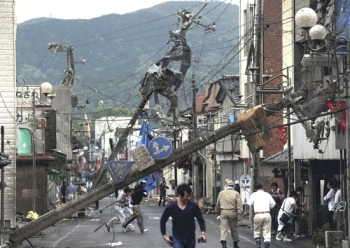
[248,183,276,248]
[324,181,336,228]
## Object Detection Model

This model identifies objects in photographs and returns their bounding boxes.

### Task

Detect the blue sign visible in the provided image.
[148,137,172,160]
[106,161,133,184]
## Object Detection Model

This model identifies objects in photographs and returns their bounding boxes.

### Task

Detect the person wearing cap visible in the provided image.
[248,183,276,248]
[234,180,240,194]
[215,180,243,248]
[122,180,149,233]
[224,178,230,189]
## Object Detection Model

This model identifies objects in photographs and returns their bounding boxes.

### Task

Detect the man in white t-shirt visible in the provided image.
[248,183,275,248]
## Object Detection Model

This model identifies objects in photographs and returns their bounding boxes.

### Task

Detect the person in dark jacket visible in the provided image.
[60,181,67,203]
[160,183,207,247]
[122,180,149,233]
[158,177,169,207]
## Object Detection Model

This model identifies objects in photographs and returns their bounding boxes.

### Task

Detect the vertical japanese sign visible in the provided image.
[89,139,95,161]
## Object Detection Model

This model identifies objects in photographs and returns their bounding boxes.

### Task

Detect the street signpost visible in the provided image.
[148,137,172,160]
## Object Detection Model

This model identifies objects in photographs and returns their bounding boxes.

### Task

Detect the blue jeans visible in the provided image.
[172,235,196,248]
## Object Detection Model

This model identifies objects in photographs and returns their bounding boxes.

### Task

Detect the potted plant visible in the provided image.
[312,223,331,248]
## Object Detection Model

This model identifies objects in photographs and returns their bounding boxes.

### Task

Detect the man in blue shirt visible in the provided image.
[66,183,76,202]
[160,183,206,248]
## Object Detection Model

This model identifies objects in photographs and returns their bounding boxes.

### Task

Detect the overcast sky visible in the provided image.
[15,0,238,23]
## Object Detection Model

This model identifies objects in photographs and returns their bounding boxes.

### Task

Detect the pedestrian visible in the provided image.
[234,180,240,194]
[333,180,341,229]
[324,180,335,228]
[248,183,276,248]
[293,186,306,237]
[66,182,76,202]
[276,191,302,242]
[160,183,206,248]
[106,187,134,232]
[60,181,67,203]
[122,180,149,233]
[215,180,243,248]
[224,178,230,189]
[87,180,92,192]
[56,184,60,203]
[122,187,135,229]
[158,177,169,207]
[269,182,284,235]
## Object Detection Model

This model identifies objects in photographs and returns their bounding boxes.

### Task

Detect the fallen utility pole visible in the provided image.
[9,121,240,247]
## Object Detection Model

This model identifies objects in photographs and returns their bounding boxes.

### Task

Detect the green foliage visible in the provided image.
[312,223,331,246]
[92,107,134,120]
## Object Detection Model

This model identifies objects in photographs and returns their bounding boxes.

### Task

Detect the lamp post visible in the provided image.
[295,7,350,235]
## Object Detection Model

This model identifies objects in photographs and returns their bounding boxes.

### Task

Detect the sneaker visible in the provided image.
[141,228,149,233]
[284,238,292,242]
[293,233,305,238]
[106,224,110,232]
[126,227,134,232]
[276,235,282,241]
[122,227,127,233]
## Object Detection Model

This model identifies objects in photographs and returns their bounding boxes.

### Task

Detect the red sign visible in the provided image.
[278,127,288,145]
[327,101,346,130]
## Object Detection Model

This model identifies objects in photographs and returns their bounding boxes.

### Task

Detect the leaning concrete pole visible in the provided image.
[9,121,241,247]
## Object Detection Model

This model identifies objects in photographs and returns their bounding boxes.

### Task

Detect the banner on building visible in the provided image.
[278,127,288,145]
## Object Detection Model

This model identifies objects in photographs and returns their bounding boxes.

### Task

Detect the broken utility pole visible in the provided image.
[9,121,241,247]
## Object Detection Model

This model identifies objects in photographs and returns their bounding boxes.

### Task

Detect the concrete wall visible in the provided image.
[0,0,16,228]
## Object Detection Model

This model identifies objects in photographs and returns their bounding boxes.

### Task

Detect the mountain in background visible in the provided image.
[16,1,239,117]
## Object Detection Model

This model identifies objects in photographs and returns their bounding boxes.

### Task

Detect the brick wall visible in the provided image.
[262,0,284,158]
[0,0,16,228]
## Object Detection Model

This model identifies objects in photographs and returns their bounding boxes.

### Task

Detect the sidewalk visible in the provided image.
[203,211,314,248]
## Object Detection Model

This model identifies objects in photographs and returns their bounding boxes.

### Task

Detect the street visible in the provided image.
[19,196,314,248]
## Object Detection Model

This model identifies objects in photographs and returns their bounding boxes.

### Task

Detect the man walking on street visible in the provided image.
[66,182,76,202]
[106,187,134,232]
[158,177,169,207]
[215,180,243,248]
[324,181,336,229]
[160,183,206,248]
[122,180,149,233]
[270,182,284,235]
[60,181,67,203]
[248,183,276,248]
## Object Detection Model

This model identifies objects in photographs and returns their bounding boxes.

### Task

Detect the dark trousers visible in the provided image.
[159,195,166,206]
[280,223,292,235]
[271,207,279,233]
[327,210,334,229]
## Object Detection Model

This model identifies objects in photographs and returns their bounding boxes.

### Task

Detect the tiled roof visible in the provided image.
[262,146,293,164]
[216,75,240,103]
[196,94,206,113]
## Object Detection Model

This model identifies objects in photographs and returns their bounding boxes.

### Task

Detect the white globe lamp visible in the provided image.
[40,82,53,96]
[295,7,317,29]
[309,24,327,40]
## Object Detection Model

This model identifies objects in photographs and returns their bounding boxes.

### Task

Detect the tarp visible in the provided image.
[143,171,160,193]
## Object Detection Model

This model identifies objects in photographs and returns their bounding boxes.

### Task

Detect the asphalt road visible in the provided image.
[19,196,314,247]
